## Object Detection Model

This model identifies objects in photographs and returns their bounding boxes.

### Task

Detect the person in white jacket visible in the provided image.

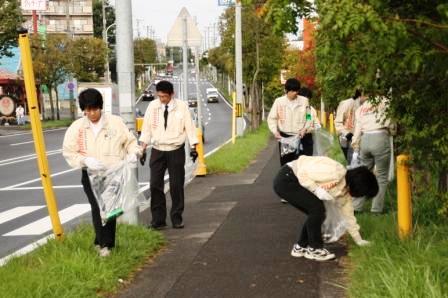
[273,156,378,261]
[63,88,142,257]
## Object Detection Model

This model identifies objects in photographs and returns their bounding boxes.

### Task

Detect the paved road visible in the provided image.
[0,76,232,261]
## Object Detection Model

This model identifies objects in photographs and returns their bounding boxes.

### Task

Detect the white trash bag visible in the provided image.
[322,200,348,243]
[88,160,144,226]
[279,135,300,157]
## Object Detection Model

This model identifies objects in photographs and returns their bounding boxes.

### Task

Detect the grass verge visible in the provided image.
[0,224,165,298]
[205,122,270,174]
[24,119,73,129]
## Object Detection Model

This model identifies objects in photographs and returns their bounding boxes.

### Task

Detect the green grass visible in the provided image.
[24,119,73,129]
[0,224,165,298]
[205,122,270,174]
[348,214,448,298]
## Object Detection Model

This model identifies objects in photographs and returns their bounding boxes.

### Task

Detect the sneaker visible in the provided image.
[291,244,307,258]
[99,247,111,257]
[281,199,288,204]
[304,248,335,261]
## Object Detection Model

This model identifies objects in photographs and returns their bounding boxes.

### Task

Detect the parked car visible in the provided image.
[206,88,219,103]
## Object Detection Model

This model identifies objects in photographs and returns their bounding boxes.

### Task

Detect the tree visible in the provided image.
[31,35,71,120]
[69,37,106,82]
[134,38,157,79]
[92,0,116,44]
[210,3,285,129]
[0,0,23,57]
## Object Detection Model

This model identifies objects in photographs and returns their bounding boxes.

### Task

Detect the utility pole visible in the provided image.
[235,0,244,135]
[115,1,136,132]
[182,15,188,102]
[102,0,108,82]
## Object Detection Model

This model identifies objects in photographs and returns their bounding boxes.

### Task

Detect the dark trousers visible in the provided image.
[81,170,116,248]
[150,145,186,225]
[278,132,314,165]
[273,165,325,249]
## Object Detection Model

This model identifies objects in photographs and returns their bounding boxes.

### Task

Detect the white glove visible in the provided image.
[84,157,105,171]
[314,187,334,201]
[350,151,362,168]
[126,154,138,163]
[355,239,371,246]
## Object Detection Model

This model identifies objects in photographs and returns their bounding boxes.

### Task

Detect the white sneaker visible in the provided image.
[281,199,288,204]
[304,248,335,261]
[291,244,307,258]
[99,247,111,257]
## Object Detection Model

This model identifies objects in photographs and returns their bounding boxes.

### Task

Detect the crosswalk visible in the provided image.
[0,204,91,237]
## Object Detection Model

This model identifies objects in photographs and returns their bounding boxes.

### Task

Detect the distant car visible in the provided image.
[188,95,198,108]
[206,88,219,103]
[142,90,154,102]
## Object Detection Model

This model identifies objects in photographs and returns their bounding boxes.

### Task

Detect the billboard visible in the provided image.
[21,0,47,11]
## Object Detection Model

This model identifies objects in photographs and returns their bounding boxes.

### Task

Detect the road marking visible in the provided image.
[0,128,66,139]
[0,234,55,266]
[0,182,149,192]
[0,168,77,190]
[3,204,91,236]
[0,149,62,167]
[10,141,34,146]
[0,206,45,225]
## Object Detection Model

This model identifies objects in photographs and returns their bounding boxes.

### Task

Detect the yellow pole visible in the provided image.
[321,111,327,129]
[397,154,412,239]
[329,113,335,134]
[18,30,63,239]
[195,127,207,176]
[232,91,236,144]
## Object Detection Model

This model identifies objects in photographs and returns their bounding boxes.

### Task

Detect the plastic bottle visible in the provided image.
[306,106,312,121]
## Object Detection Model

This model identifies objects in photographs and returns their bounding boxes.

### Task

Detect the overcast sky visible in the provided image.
[126,0,227,44]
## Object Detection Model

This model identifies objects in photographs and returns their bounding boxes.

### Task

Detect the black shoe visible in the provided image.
[172,222,184,229]
[148,222,167,230]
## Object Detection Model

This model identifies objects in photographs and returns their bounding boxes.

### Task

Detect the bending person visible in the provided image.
[273,155,378,261]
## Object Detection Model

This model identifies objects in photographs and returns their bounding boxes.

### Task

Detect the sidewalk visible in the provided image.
[117,139,347,298]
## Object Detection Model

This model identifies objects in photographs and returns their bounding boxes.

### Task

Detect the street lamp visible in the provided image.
[104,23,116,83]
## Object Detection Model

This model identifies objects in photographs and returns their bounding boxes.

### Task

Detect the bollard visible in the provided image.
[321,111,327,129]
[329,113,335,134]
[195,127,207,176]
[397,154,412,239]
[135,117,144,132]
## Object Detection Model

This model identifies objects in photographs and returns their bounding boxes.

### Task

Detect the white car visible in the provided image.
[206,88,219,103]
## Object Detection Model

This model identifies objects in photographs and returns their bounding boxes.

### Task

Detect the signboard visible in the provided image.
[0,96,16,116]
[21,0,47,11]
[218,0,235,6]
[167,8,202,47]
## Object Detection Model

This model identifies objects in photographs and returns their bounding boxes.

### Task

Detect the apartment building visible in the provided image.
[22,0,94,36]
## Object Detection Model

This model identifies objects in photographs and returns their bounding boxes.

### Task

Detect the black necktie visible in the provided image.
[164,105,169,129]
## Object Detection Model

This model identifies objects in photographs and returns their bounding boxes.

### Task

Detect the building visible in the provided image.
[22,0,94,37]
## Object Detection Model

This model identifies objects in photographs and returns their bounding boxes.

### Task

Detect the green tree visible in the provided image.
[0,0,23,57]
[69,37,106,82]
[134,38,157,79]
[31,35,71,120]
[210,3,285,129]
[92,0,116,44]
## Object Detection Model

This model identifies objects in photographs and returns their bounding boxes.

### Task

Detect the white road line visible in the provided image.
[0,206,45,225]
[0,150,62,167]
[0,128,67,139]
[3,204,91,236]
[0,149,62,164]
[0,168,77,190]
[0,182,150,192]
[10,141,34,146]
[0,234,55,267]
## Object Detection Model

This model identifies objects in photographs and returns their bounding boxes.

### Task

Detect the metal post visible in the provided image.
[182,16,188,102]
[195,47,206,176]
[102,0,108,82]
[18,30,63,239]
[397,155,412,239]
[32,11,38,34]
[104,23,115,83]
[235,0,244,136]
[115,1,136,131]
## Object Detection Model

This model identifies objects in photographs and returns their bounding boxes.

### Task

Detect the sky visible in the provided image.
[121,0,228,46]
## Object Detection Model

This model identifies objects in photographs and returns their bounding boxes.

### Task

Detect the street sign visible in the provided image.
[218,0,235,6]
[167,7,202,47]
[21,0,47,11]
